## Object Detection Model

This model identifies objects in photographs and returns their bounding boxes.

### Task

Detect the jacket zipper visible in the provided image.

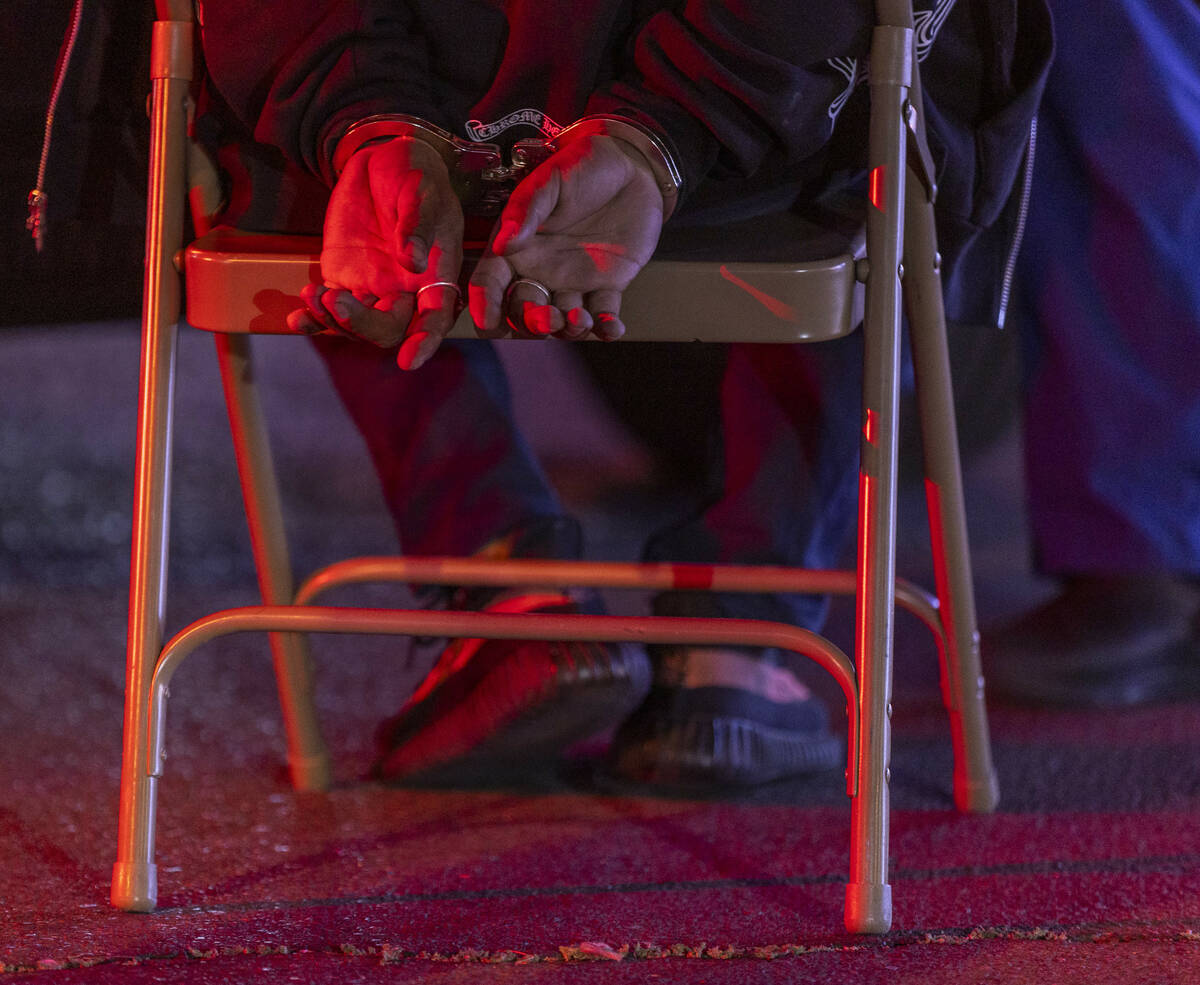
[27,0,85,252]
[995,115,1038,330]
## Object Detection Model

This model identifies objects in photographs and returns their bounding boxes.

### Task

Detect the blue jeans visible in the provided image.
[311,335,864,631]
[1017,0,1200,575]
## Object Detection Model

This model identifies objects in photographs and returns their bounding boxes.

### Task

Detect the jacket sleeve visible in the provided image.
[585,0,874,203]
[198,0,444,184]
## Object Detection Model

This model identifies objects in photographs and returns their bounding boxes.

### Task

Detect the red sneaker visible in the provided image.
[374,592,651,782]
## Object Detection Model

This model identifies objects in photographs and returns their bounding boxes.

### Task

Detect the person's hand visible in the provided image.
[469,134,664,341]
[287,136,464,371]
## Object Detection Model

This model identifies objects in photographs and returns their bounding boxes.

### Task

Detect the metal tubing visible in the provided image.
[902,173,999,814]
[214,334,332,792]
[899,40,998,814]
[112,26,191,913]
[295,556,942,633]
[845,16,912,936]
[155,0,193,21]
[145,606,859,777]
[134,606,861,907]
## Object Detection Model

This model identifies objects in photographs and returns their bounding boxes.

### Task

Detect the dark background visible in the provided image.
[2,1,145,326]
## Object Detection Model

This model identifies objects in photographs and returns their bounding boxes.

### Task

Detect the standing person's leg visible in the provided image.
[310,335,651,778]
[988,0,1200,705]
[613,338,864,786]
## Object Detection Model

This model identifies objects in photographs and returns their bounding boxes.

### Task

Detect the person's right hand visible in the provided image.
[468,134,664,342]
[287,136,464,371]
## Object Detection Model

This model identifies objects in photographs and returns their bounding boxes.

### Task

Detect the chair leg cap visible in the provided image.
[955,769,1000,813]
[845,882,892,934]
[111,862,157,912]
[289,751,333,792]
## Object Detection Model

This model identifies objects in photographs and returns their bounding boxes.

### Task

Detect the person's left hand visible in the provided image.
[469,134,665,341]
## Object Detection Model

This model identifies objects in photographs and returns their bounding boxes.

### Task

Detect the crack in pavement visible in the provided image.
[7,921,1200,973]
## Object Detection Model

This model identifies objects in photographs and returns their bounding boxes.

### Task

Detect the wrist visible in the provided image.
[333,115,537,218]
[550,116,682,220]
[332,115,465,176]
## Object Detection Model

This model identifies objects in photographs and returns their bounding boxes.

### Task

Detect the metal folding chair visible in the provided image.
[113,0,998,933]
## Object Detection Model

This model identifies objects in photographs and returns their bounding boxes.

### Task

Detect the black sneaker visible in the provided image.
[608,646,843,789]
[984,575,1200,707]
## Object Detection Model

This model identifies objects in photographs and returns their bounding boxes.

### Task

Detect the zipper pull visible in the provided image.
[26,188,47,253]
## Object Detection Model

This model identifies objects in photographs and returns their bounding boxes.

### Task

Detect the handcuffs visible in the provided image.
[331,113,681,220]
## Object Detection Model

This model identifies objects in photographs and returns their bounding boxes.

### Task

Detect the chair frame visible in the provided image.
[112,0,998,934]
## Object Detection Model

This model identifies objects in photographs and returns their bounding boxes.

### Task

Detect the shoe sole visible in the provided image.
[611,714,844,790]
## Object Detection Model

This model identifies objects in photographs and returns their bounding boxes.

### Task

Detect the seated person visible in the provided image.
[193,0,1051,786]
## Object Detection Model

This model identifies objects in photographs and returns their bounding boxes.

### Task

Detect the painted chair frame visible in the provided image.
[112,0,998,933]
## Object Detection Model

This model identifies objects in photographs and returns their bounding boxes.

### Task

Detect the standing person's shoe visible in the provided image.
[373,592,651,783]
[608,646,843,790]
[984,575,1200,707]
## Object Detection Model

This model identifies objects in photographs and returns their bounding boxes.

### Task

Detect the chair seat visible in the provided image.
[184,225,863,343]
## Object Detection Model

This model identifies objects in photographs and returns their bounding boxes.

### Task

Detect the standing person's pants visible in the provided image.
[1017,0,1200,575]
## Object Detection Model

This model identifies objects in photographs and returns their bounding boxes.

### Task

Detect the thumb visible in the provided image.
[492,163,562,255]
[391,153,463,275]
[392,169,435,273]
[397,285,459,371]
[468,251,514,338]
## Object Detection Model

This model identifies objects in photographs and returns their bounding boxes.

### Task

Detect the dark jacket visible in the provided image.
[40,0,1053,324]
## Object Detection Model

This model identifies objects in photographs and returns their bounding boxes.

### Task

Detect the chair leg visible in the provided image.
[844,20,915,930]
[112,56,192,912]
[903,185,999,813]
[214,333,332,792]
[112,309,174,913]
[843,224,901,934]
[844,307,902,935]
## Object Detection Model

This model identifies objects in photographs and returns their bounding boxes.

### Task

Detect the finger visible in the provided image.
[393,165,463,276]
[351,294,417,348]
[586,288,626,341]
[315,287,365,335]
[322,288,415,347]
[296,283,342,334]
[504,280,556,338]
[397,284,461,371]
[563,306,595,340]
[492,164,562,256]
[468,253,514,337]
[286,307,326,335]
[523,303,560,337]
[387,164,431,274]
[551,290,587,339]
